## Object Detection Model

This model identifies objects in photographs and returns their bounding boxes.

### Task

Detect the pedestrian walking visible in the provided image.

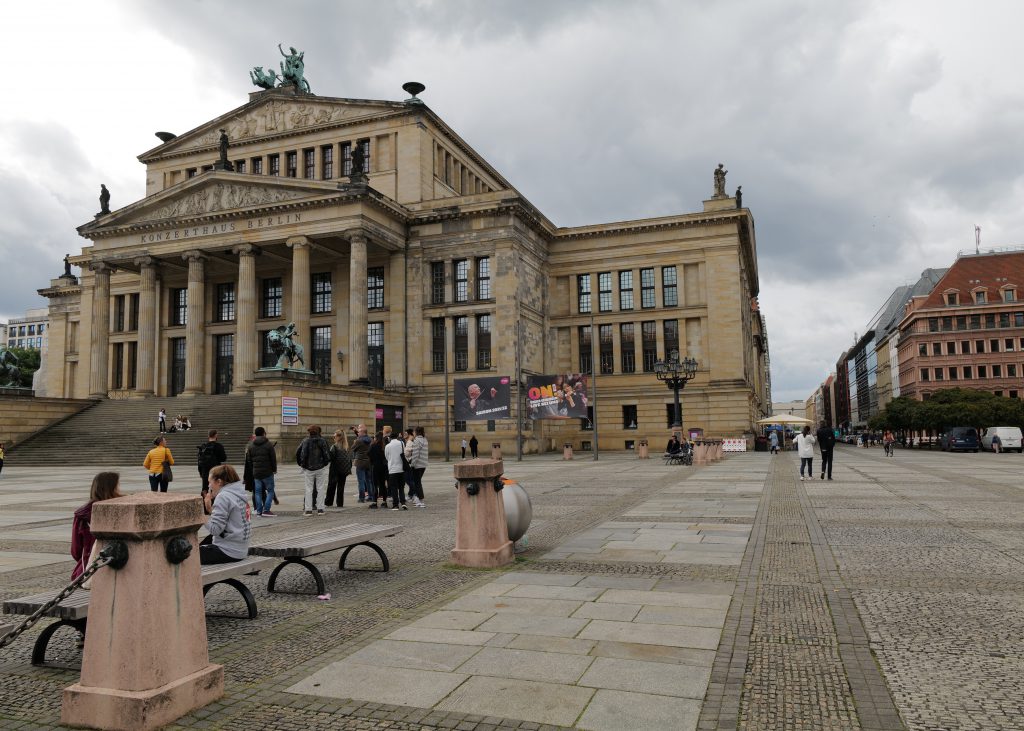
[992,433,1002,454]
[326,430,351,508]
[469,434,479,459]
[296,424,330,516]
[768,430,779,455]
[883,430,895,457]
[143,436,174,492]
[197,429,227,495]
[351,424,373,503]
[385,431,408,510]
[461,438,468,459]
[245,426,277,516]
[404,426,429,507]
[199,465,252,564]
[816,421,836,480]
[71,472,123,581]
[794,426,816,481]
[158,408,167,434]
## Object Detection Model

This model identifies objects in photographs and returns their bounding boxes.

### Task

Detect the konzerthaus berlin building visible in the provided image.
[39,72,769,453]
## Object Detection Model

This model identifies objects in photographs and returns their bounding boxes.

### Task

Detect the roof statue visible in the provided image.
[249,46,311,93]
[735,186,743,208]
[99,184,111,215]
[713,163,728,198]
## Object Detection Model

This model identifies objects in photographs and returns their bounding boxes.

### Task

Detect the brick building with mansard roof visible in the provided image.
[38,77,770,454]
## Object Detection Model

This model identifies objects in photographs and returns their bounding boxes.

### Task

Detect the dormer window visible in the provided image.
[1002,287,1016,303]
[945,292,959,306]
[974,289,988,304]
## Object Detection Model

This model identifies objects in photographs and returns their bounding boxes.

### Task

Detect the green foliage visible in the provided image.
[7,347,41,387]
[874,389,1024,433]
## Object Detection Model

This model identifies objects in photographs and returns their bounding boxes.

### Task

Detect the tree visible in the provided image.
[7,347,41,387]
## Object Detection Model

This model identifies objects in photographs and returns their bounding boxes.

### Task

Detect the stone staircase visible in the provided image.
[10,394,254,467]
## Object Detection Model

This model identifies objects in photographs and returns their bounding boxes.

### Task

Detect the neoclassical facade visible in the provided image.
[40,81,769,451]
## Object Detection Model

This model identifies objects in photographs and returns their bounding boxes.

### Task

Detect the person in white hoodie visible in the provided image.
[794,426,817,481]
[200,464,252,564]
[384,434,408,510]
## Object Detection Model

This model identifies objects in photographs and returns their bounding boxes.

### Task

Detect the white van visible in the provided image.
[981,426,1023,453]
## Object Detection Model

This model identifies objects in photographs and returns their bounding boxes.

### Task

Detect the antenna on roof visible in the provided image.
[975,225,981,254]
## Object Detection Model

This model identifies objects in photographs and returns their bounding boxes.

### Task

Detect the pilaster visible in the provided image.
[88,262,112,399]
[134,257,158,396]
[348,233,368,382]
[233,245,259,392]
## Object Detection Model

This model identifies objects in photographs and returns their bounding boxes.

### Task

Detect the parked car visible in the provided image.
[981,426,1023,453]
[939,427,980,452]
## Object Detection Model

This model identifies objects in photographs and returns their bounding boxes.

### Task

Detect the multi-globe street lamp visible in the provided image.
[654,350,698,434]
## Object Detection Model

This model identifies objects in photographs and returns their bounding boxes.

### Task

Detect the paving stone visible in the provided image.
[571,602,641,622]
[590,640,717,667]
[502,584,605,601]
[454,647,595,684]
[475,613,589,638]
[633,605,727,629]
[576,688,701,731]
[286,661,468,707]
[443,595,584,617]
[492,572,584,586]
[576,575,659,590]
[578,656,712,699]
[578,620,720,650]
[409,611,495,631]
[434,676,594,727]
[344,640,482,672]
[505,634,597,655]
[385,627,496,646]
[597,589,731,611]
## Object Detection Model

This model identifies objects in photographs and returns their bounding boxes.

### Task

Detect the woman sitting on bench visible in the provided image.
[200,464,252,565]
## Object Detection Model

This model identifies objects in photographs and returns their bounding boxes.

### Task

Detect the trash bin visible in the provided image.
[563,443,573,460]
[638,440,649,459]
[491,442,502,460]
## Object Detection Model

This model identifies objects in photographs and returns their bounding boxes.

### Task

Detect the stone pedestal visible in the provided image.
[451,459,514,568]
[61,492,222,731]
[491,442,502,460]
[563,443,573,460]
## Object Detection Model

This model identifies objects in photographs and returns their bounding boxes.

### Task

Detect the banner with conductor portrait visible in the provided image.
[526,374,590,420]
[454,376,512,421]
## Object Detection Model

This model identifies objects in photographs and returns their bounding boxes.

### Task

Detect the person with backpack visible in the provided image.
[246,426,278,516]
[198,429,227,495]
[326,429,352,508]
[296,424,330,516]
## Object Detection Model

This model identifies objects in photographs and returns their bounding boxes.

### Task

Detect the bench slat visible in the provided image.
[249,524,403,558]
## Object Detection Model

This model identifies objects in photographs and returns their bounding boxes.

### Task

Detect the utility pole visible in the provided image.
[591,313,599,461]
[516,319,523,461]
[443,319,450,462]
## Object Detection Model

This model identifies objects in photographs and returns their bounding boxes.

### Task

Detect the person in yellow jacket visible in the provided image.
[143,436,174,492]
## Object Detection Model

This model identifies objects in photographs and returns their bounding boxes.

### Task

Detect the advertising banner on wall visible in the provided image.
[525,374,591,420]
[454,376,512,421]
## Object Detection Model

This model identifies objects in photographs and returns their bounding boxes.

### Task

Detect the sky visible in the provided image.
[2,0,1023,402]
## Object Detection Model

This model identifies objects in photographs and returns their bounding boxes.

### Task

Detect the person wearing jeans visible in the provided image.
[404,426,429,507]
[350,424,373,503]
[816,421,836,480]
[794,426,817,481]
[245,426,278,516]
[254,474,276,515]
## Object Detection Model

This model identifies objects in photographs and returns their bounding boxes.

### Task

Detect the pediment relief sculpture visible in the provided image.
[134,184,310,222]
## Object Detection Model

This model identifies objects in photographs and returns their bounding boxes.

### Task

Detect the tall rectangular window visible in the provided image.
[431,318,446,373]
[303,149,315,179]
[622,405,638,429]
[476,257,491,299]
[112,343,124,389]
[454,316,469,371]
[251,157,263,175]
[664,319,679,359]
[286,151,298,177]
[216,282,236,322]
[641,268,655,308]
[127,342,137,389]
[454,259,469,302]
[367,267,385,309]
[312,272,332,314]
[578,274,591,314]
[641,321,657,371]
[477,314,492,369]
[431,262,445,304]
[262,277,282,318]
[620,323,635,373]
[367,322,384,387]
[311,325,331,381]
[341,142,352,177]
[268,153,280,176]
[170,288,187,326]
[598,272,612,312]
[114,295,126,332]
[579,325,592,374]
[662,266,678,307]
[235,159,246,174]
[599,324,614,375]
[129,293,140,331]
[321,145,333,179]
[356,139,370,173]
[619,271,633,310]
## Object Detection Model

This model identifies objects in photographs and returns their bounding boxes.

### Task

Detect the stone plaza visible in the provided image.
[1,446,1023,730]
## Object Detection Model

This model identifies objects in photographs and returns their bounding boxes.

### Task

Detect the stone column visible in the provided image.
[233,245,259,391]
[287,236,311,360]
[134,258,158,396]
[182,251,207,395]
[88,262,112,399]
[348,232,368,382]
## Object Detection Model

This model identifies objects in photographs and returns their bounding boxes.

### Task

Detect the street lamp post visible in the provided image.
[654,350,698,435]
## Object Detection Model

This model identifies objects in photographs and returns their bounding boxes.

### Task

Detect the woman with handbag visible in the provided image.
[143,436,175,492]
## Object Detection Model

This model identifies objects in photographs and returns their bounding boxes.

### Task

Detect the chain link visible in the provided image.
[0,553,114,650]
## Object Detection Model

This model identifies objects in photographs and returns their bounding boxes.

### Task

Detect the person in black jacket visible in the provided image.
[198,429,227,495]
[296,425,330,516]
[246,427,278,516]
[368,432,388,509]
[326,430,352,508]
[816,421,837,480]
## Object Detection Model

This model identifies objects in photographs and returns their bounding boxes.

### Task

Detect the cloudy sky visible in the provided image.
[3,0,1022,401]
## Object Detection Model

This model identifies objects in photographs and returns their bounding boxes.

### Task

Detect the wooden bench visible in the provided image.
[2,555,275,667]
[249,523,404,596]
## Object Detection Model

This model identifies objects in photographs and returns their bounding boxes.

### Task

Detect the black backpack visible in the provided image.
[197,442,218,467]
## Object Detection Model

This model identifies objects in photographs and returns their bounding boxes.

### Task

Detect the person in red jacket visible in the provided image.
[71,472,123,580]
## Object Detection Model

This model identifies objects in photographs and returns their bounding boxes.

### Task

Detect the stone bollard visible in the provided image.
[716,441,724,461]
[638,440,649,459]
[451,458,514,568]
[62,492,222,731]
[491,442,502,460]
[694,442,706,465]
[563,442,573,460]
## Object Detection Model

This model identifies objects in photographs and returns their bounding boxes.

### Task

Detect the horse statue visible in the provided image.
[266,323,305,370]
[250,66,279,90]
[0,347,21,387]
[278,44,311,93]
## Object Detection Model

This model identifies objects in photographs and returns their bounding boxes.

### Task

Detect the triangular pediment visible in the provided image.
[140,92,409,160]
[80,174,344,233]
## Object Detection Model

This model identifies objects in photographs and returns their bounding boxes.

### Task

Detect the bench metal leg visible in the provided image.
[267,558,326,595]
[338,541,390,573]
[32,618,87,667]
[203,578,258,619]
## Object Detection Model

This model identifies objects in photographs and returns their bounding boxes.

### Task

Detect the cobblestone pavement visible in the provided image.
[2,447,1024,729]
